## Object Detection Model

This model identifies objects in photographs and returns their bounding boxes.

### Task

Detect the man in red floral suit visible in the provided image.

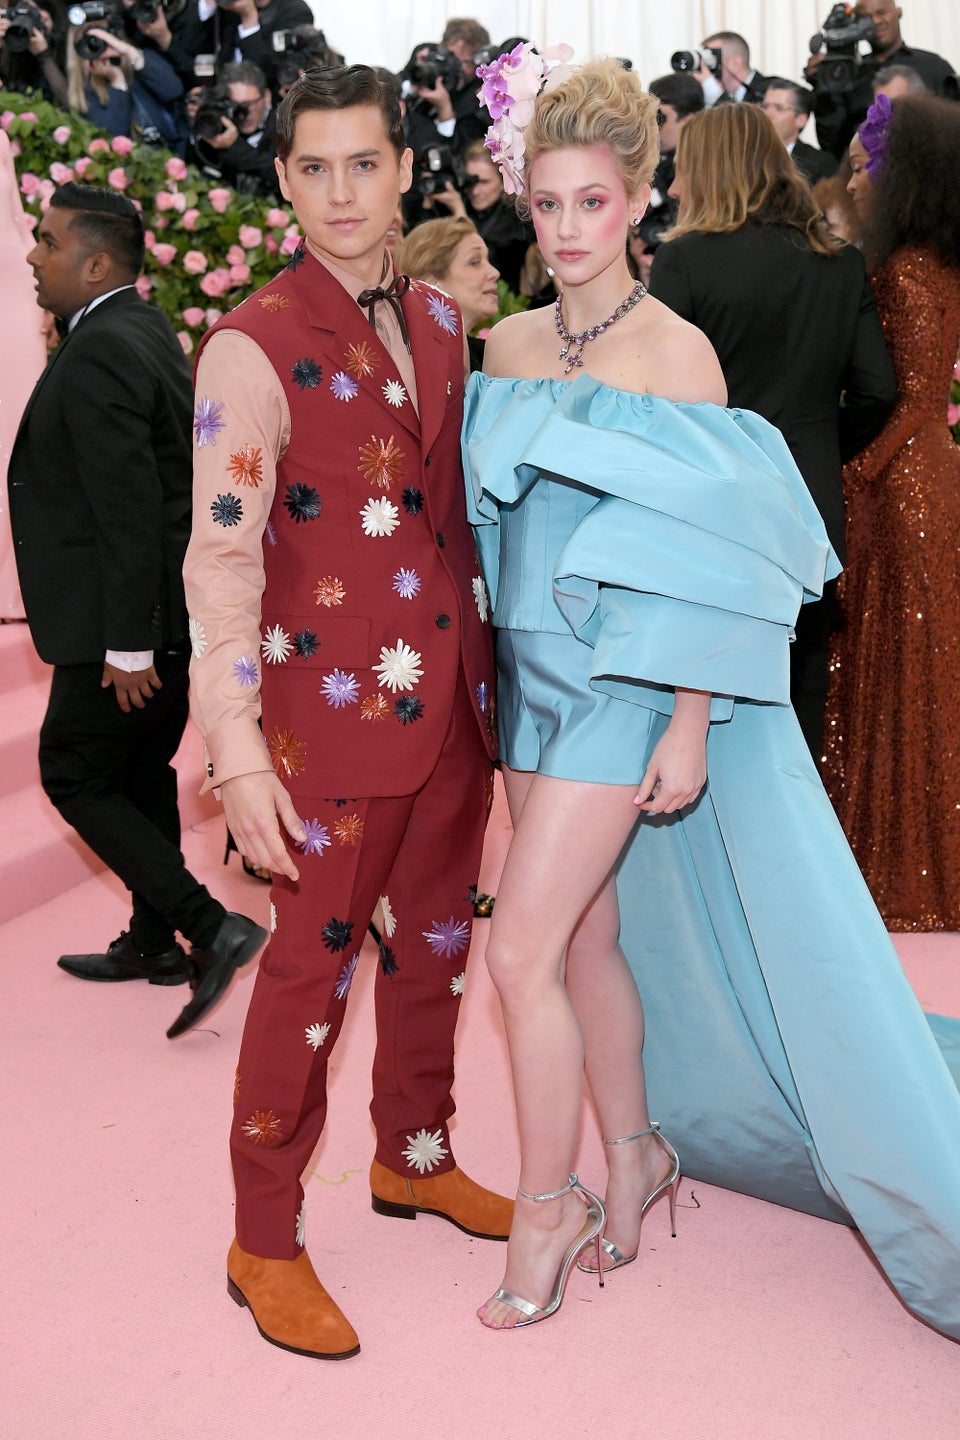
[177,64,509,1359]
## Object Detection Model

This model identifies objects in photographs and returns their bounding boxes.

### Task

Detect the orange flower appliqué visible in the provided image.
[233,1068,241,1105]
[258,293,291,313]
[334,813,365,846]
[358,434,404,491]
[344,340,379,379]
[361,694,389,722]
[242,1109,282,1144]
[268,727,307,779]
[228,443,263,487]
[314,575,345,608]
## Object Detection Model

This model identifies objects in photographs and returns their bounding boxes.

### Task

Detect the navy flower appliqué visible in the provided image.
[291,357,322,391]
[212,493,243,526]
[322,917,354,952]
[402,487,424,515]
[293,628,319,659]
[284,481,322,523]
[285,242,306,272]
[378,941,398,978]
[394,694,424,724]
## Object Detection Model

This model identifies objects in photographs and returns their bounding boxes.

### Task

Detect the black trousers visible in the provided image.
[790,578,838,769]
[39,650,224,954]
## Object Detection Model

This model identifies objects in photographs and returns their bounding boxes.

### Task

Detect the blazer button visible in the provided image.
[435,613,451,629]
[424,454,431,467]
[436,532,446,547]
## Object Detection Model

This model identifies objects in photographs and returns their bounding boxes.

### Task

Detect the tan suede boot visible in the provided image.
[227,1239,360,1359]
[370,1159,513,1240]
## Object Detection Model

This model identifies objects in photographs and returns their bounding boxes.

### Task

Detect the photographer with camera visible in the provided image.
[805,1,955,159]
[66,7,185,150]
[0,4,69,104]
[213,0,311,77]
[673,31,769,106]
[189,57,280,197]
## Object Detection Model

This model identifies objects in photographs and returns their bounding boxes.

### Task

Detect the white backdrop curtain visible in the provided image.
[316,2,958,99]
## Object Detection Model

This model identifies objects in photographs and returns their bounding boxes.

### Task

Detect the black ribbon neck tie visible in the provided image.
[357,272,411,353]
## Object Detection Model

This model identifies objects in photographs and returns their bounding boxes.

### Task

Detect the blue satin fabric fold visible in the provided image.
[463,372,960,1343]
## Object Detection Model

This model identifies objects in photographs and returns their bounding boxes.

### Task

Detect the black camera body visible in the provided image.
[69,1,123,59]
[670,46,721,76]
[3,2,44,52]
[810,3,877,94]
[416,143,468,197]
[408,45,462,95]
[129,0,165,22]
[192,86,250,140]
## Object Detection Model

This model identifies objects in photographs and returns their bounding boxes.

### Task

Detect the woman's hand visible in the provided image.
[635,689,710,814]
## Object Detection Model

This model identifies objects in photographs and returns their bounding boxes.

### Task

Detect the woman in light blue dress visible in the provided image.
[463,53,960,1340]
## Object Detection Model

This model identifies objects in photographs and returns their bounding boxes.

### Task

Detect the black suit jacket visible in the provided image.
[648,224,897,559]
[791,138,838,185]
[8,289,194,665]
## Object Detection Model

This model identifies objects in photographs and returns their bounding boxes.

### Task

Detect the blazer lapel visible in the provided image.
[405,281,454,460]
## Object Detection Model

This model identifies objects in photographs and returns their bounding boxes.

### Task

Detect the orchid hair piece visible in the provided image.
[476,41,576,195]
[858,92,893,176]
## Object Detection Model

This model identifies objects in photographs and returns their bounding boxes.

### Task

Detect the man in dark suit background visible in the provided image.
[761,80,838,185]
[8,182,263,1030]
[700,30,769,106]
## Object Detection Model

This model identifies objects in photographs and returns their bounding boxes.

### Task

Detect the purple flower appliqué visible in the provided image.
[320,668,361,708]
[330,370,359,402]
[298,818,331,856]
[232,655,258,688]
[476,680,489,710]
[392,567,422,600]
[194,396,225,448]
[426,292,458,336]
[422,916,471,958]
[334,952,359,999]
[264,519,278,546]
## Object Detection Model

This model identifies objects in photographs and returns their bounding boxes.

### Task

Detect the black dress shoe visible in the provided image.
[58,932,194,986]
[166,912,267,1038]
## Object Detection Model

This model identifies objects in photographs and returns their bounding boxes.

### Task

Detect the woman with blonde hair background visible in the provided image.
[394,215,500,370]
[648,101,895,760]
[463,46,960,1342]
[65,21,183,151]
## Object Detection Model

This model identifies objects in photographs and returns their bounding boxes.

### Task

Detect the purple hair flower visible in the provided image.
[858,92,892,176]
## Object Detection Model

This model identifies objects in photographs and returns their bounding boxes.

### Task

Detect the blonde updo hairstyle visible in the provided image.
[520,58,661,215]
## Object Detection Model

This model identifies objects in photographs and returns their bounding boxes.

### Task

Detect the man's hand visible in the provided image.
[101,661,163,712]
[221,771,306,882]
[137,10,172,47]
[205,117,240,149]
[416,78,454,121]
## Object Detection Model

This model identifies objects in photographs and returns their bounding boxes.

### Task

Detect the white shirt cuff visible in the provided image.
[435,117,456,137]
[237,23,261,38]
[105,649,154,672]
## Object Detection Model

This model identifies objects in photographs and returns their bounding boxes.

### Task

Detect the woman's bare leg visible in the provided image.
[479,766,643,1327]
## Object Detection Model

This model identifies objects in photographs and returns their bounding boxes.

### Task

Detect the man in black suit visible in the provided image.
[761,80,838,184]
[191,59,280,197]
[8,182,264,1033]
[700,31,768,106]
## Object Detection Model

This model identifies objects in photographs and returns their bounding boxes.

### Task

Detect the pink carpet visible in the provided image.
[2,620,959,1439]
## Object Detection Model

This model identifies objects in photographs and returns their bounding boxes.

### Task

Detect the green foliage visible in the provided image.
[1,88,299,351]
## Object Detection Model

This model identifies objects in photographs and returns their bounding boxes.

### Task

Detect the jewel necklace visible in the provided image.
[554,280,647,374]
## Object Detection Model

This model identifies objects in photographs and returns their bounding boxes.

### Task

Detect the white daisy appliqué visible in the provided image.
[305,1020,331,1050]
[295,1202,305,1248]
[382,378,407,408]
[360,497,400,537]
[189,617,207,659]
[402,1127,449,1174]
[472,576,489,622]
[269,901,278,933]
[379,894,397,938]
[426,291,458,336]
[261,624,293,664]
[374,638,423,693]
[450,971,466,996]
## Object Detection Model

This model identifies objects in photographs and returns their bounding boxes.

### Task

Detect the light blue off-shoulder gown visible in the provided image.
[462,371,960,1343]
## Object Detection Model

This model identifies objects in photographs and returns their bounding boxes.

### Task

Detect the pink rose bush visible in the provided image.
[1,88,305,337]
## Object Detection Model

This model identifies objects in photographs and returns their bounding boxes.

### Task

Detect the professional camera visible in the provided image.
[2,2,43,52]
[670,46,721,76]
[192,86,250,139]
[408,45,463,95]
[129,0,165,22]
[272,28,319,54]
[67,0,117,23]
[808,3,877,94]
[416,143,469,197]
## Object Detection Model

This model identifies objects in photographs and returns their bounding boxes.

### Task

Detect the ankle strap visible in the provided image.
[602,1123,660,1146]
[517,1172,578,1202]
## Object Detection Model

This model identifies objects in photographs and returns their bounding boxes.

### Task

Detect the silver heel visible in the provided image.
[484,1174,607,1328]
[577,1122,682,1274]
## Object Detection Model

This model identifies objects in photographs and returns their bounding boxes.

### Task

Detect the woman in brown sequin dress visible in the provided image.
[823,95,960,930]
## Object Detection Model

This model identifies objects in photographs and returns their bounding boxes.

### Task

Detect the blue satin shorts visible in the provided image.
[495,627,662,784]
